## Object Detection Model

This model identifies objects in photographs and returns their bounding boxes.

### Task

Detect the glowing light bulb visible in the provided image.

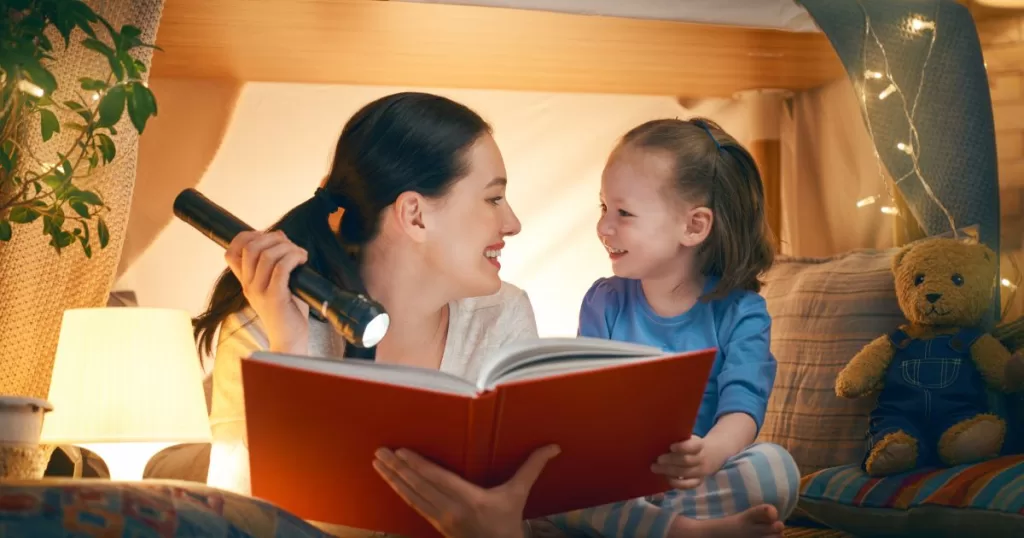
[17,79,44,98]
[1002,278,1012,287]
[880,206,899,216]
[857,196,878,208]
[865,70,883,80]
[878,84,897,100]
[909,17,935,33]
[897,142,913,155]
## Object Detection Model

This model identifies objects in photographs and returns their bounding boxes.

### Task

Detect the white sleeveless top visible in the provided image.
[205,281,538,496]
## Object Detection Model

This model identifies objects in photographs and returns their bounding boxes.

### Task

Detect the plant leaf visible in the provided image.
[71,202,90,218]
[51,230,75,249]
[121,25,143,44]
[127,82,157,133]
[9,207,40,224]
[39,109,60,141]
[72,190,102,206]
[119,50,140,79]
[97,85,126,128]
[0,220,11,241]
[63,100,93,122]
[98,218,110,248]
[0,142,13,171]
[79,77,108,91]
[43,174,63,190]
[21,62,58,95]
[95,133,116,163]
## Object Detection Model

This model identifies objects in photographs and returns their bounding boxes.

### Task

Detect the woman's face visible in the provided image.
[423,133,521,298]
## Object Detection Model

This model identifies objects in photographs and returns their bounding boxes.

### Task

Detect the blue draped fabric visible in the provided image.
[798,0,1000,314]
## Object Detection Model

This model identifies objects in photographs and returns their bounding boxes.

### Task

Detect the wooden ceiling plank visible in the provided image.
[151,0,846,97]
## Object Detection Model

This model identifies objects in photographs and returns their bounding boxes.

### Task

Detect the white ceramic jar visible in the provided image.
[0,396,53,445]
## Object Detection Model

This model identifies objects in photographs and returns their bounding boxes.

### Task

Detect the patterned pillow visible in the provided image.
[756,249,907,476]
[0,478,332,537]
[797,455,1024,536]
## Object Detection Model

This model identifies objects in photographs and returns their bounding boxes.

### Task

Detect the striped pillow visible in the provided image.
[797,455,1024,535]
[756,249,907,476]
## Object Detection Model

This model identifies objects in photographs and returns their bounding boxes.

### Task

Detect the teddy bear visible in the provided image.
[835,237,1016,477]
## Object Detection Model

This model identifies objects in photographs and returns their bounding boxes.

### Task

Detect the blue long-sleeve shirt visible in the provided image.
[577,276,776,437]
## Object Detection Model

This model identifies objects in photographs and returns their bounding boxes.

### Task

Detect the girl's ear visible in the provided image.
[391,191,429,243]
[679,206,713,248]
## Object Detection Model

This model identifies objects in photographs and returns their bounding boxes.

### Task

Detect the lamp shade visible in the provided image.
[40,308,211,445]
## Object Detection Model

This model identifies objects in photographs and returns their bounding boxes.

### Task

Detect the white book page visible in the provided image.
[248,337,666,397]
[246,352,480,396]
[475,337,664,391]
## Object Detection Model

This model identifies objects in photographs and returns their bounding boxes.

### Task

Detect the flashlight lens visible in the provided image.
[362,313,390,348]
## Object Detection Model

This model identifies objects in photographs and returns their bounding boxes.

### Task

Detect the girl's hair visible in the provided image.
[192,92,492,356]
[618,117,775,300]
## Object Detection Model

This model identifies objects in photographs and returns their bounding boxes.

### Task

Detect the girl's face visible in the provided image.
[597,146,709,281]
[422,133,521,298]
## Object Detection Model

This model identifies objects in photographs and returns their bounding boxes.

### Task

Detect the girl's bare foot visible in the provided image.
[667,504,784,538]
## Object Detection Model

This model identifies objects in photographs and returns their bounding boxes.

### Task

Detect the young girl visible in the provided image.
[545,118,799,538]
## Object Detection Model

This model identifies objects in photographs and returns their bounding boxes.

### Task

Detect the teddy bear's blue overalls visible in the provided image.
[863,327,990,469]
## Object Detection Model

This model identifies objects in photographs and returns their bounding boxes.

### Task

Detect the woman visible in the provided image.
[194,92,555,536]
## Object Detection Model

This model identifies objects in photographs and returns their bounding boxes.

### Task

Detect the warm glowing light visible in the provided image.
[857,196,878,208]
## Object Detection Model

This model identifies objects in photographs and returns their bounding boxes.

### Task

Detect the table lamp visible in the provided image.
[40,307,212,481]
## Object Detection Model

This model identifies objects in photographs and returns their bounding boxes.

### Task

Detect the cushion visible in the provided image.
[757,248,907,475]
[797,455,1024,537]
[0,478,332,537]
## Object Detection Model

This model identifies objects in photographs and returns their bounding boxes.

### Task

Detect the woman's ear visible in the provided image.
[392,191,428,243]
[679,206,713,248]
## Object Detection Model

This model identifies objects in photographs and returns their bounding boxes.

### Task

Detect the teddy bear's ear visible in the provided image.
[978,243,996,263]
[891,242,915,272]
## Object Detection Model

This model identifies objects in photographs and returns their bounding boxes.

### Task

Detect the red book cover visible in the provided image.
[242,339,716,538]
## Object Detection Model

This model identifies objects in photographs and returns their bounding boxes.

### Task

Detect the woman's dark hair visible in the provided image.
[193,92,492,356]
[617,117,775,300]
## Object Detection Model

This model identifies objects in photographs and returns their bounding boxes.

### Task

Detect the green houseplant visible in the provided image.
[0,0,158,257]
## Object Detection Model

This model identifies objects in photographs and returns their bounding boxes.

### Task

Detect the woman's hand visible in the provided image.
[651,435,707,490]
[225,230,310,354]
[373,444,561,538]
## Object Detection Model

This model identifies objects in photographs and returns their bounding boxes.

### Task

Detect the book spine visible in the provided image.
[463,391,498,486]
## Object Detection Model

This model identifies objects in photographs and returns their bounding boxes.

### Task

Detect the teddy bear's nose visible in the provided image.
[926,293,942,303]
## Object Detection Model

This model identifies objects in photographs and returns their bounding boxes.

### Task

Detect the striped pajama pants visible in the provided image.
[541,442,801,538]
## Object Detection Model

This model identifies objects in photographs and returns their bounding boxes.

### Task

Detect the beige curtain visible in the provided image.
[0,0,165,399]
[778,77,902,257]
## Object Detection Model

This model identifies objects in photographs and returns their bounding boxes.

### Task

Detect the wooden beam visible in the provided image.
[151,0,845,97]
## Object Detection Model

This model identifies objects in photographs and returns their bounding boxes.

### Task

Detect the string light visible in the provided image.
[857,195,879,207]
[852,3,1018,315]
[852,3,958,237]
[908,16,936,33]
[17,79,44,98]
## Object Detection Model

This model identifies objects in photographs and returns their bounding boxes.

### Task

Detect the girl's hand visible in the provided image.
[651,435,706,490]
[373,445,560,538]
[224,230,311,354]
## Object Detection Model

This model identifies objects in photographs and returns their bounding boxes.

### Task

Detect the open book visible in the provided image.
[241,337,717,538]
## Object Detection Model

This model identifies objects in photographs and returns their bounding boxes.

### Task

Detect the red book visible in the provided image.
[242,337,716,538]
